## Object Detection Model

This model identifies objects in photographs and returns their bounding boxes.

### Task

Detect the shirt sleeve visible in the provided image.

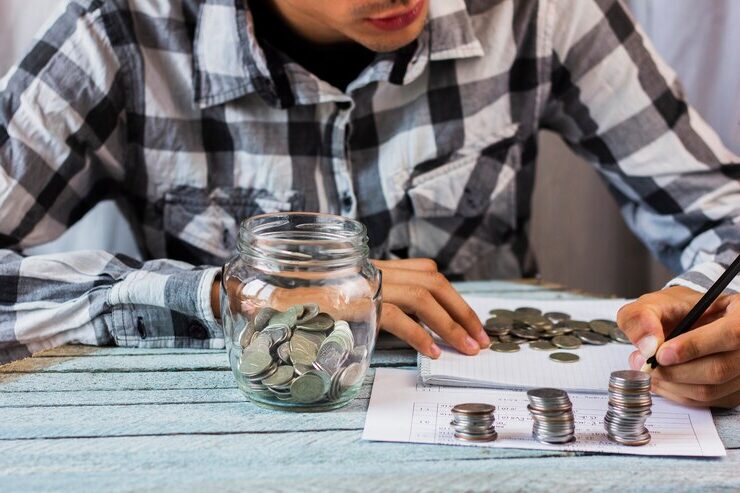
[541,0,740,294]
[0,2,224,364]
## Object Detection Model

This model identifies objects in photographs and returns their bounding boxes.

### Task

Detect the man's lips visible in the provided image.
[365,1,425,31]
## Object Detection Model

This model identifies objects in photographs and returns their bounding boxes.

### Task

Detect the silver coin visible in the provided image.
[239,350,274,377]
[314,340,349,375]
[297,312,335,332]
[543,311,571,323]
[289,334,319,366]
[269,305,303,328]
[515,307,542,316]
[529,340,556,351]
[296,303,320,324]
[490,342,520,353]
[451,403,495,415]
[339,362,365,389]
[511,325,540,340]
[489,309,516,318]
[590,319,618,336]
[262,365,295,388]
[549,352,580,363]
[290,370,331,404]
[609,326,631,344]
[277,341,291,364]
[552,335,582,350]
[573,330,610,345]
[254,307,278,331]
[567,320,592,330]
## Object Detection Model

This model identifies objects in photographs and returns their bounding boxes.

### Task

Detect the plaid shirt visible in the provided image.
[1,0,738,364]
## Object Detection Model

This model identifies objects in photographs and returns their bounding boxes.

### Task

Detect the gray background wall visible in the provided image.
[2,0,738,298]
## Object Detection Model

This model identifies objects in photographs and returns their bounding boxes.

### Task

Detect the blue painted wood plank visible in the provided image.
[0,349,416,374]
[0,436,737,493]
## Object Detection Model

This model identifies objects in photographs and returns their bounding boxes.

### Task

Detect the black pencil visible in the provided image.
[642,252,740,372]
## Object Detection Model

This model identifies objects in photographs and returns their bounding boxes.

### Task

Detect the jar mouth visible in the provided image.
[239,212,369,269]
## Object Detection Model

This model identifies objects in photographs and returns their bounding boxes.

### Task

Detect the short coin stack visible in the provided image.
[237,304,368,406]
[450,403,498,442]
[527,388,576,444]
[604,370,652,446]
[486,307,631,364]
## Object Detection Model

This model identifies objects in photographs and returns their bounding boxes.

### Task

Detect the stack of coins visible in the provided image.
[450,403,498,442]
[604,370,652,446]
[527,388,576,444]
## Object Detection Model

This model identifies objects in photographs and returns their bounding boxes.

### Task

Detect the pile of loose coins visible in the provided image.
[486,307,631,363]
[450,403,498,442]
[238,304,368,405]
[527,388,576,444]
[604,370,652,446]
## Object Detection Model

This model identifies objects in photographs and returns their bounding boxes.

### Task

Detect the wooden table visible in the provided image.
[1,281,738,492]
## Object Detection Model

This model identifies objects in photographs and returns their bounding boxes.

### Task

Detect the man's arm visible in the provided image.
[0,2,222,364]
[542,0,740,407]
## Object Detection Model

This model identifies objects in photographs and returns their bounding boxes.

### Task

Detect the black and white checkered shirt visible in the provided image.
[1,0,738,363]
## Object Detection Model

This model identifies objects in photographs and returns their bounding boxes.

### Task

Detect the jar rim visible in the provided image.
[238,212,370,269]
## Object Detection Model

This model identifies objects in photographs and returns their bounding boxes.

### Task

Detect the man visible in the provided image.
[0,0,738,407]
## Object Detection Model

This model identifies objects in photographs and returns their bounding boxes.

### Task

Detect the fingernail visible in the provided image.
[657,345,678,366]
[630,352,646,371]
[637,335,659,359]
[464,336,479,351]
[430,343,441,359]
[477,330,491,347]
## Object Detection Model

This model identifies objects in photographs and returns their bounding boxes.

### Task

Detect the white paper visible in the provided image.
[363,369,726,457]
[420,295,636,392]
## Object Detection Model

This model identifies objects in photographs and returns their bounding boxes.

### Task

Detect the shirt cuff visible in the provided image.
[107,267,224,347]
[665,261,740,294]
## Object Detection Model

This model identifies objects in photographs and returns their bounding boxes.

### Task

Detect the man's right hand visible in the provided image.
[372,259,489,358]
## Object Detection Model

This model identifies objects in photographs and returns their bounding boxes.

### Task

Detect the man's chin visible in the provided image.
[354,31,423,53]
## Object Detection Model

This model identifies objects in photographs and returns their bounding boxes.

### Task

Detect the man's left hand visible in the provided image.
[618,286,740,408]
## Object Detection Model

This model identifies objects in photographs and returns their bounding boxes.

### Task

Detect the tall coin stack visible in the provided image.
[450,403,498,442]
[604,370,652,446]
[526,388,576,444]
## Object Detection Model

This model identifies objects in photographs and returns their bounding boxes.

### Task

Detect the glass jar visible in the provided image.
[221,212,382,412]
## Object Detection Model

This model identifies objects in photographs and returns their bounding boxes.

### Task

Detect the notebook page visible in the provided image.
[420,295,636,392]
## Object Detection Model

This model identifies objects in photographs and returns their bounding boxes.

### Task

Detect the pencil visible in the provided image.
[642,252,740,372]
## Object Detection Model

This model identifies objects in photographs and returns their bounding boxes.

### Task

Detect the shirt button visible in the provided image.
[341,195,353,212]
[189,322,208,340]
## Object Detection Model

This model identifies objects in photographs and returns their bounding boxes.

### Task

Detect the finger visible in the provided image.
[653,350,740,385]
[656,313,740,367]
[617,287,709,359]
[380,303,441,358]
[372,258,439,272]
[383,284,480,355]
[381,268,488,346]
[652,375,740,406]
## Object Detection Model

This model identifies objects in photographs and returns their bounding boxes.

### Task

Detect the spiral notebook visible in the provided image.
[418,295,635,393]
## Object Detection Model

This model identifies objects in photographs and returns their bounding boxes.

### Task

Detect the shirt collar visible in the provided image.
[192,0,484,109]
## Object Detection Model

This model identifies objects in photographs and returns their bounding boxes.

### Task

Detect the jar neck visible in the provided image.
[238,213,370,271]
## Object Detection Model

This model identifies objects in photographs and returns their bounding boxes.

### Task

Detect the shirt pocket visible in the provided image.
[405,124,521,264]
[163,186,304,265]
